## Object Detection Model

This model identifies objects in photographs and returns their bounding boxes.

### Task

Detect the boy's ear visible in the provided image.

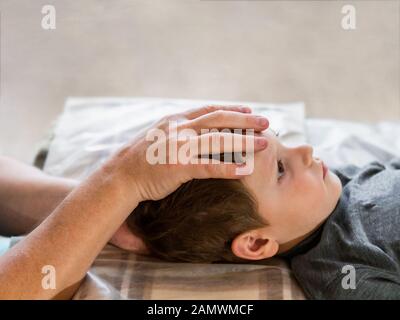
[231,228,279,260]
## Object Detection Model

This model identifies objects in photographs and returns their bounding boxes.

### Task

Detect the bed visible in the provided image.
[27,98,400,299]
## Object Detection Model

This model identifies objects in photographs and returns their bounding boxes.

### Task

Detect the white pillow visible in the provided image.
[44,97,306,180]
[306,118,400,169]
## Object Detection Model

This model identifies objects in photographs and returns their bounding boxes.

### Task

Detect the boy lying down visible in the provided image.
[128,128,400,299]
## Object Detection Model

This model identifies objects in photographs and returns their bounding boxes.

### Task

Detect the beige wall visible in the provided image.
[0,0,399,163]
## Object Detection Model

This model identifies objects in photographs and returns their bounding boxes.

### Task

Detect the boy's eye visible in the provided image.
[277,159,285,179]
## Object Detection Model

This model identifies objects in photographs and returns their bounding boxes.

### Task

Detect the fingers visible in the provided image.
[173,132,267,179]
[183,105,252,120]
[185,110,269,133]
[190,161,241,179]
[188,132,268,156]
[189,161,253,179]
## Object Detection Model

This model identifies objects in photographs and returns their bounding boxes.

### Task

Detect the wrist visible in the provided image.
[100,151,144,207]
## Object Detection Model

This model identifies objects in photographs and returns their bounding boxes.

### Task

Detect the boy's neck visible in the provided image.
[277,222,325,255]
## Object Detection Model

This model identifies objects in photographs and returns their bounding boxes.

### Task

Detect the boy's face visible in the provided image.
[241,130,342,247]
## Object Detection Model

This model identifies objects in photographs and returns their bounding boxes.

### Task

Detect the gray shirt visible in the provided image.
[280,158,400,299]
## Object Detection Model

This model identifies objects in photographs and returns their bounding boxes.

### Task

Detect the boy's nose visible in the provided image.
[296,144,314,167]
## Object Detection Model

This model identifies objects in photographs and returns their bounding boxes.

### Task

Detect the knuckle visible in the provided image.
[184,119,199,131]
[204,105,218,113]
[165,115,176,123]
[214,109,225,120]
[178,119,201,137]
[159,114,184,131]
[158,115,170,126]
[161,114,180,123]
[245,115,254,125]
[170,113,183,121]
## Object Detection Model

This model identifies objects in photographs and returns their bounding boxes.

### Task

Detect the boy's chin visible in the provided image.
[325,172,342,214]
[330,171,343,197]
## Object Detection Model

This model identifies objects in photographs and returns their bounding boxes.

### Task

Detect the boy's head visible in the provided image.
[127,129,342,263]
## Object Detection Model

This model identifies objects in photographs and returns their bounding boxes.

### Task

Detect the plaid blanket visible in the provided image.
[72,245,305,300]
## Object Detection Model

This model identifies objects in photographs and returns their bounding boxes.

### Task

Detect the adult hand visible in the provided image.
[109,104,269,205]
[108,105,269,254]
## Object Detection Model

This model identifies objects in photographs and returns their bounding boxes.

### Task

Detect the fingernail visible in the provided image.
[257,117,268,127]
[241,106,251,113]
[257,138,268,147]
[236,161,247,167]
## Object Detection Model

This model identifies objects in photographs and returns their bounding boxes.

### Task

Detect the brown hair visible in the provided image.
[127,178,267,263]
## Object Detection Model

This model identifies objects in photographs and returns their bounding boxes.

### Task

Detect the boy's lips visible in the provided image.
[322,161,328,179]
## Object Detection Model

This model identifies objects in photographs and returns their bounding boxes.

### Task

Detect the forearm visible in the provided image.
[0,154,141,299]
[0,156,78,236]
